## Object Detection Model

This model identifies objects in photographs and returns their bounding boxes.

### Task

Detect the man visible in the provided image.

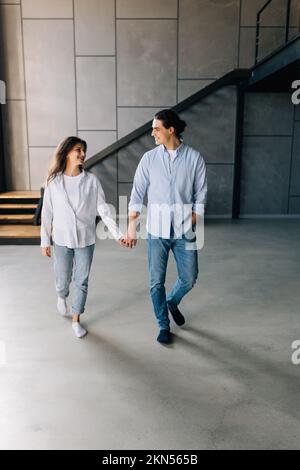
[125,109,207,344]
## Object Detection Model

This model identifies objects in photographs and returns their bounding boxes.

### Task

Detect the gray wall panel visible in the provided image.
[240,136,292,214]
[23,20,76,146]
[74,0,115,55]
[117,108,160,139]
[89,154,118,209]
[258,27,286,61]
[290,0,300,28]
[117,19,177,106]
[178,80,214,102]
[118,133,153,183]
[206,164,234,216]
[76,57,116,130]
[116,0,177,18]
[181,86,237,164]
[239,28,256,68]
[244,93,294,136]
[78,131,117,160]
[179,0,239,78]
[21,0,73,18]
[29,147,55,190]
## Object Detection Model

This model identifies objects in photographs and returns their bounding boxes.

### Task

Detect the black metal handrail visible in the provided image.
[255,0,292,64]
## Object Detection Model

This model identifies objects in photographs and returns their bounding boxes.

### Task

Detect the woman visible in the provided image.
[41,136,126,338]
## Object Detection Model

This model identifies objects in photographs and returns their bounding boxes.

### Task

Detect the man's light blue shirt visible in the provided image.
[128,143,207,238]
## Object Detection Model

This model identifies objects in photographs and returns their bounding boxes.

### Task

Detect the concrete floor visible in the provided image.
[0,219,300,450]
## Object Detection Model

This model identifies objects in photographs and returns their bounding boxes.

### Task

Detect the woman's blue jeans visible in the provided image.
[53,242,95,315]
[147,232,198,331]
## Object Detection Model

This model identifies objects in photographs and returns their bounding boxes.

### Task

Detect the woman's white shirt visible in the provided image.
[63,172,83,213]
[41,170,122,248]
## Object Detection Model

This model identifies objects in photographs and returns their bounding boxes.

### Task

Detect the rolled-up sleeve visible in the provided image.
[96,180,123,240]
[40,185,53,247]
[128,154,150,214]
[192,155,207,216]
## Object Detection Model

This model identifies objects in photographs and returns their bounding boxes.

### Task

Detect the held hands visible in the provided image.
[119,219,137,249]
[119,236,136,248]
[41,246,51,257]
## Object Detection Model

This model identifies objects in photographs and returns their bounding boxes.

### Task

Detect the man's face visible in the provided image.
[151,119,174,146]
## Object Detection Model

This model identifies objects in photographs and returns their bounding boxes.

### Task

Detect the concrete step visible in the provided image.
[0,214,35,224]
[0,203,37,215]
[0,224,41,245]
[0,191,40,205]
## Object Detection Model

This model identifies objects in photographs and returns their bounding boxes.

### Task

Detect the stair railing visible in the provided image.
[255,0,292,64]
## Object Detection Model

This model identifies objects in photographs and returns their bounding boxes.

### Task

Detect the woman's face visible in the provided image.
[66,143,86,167]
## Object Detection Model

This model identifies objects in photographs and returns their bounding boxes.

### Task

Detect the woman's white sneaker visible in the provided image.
[57,297,68,316]
[72,322,87,338]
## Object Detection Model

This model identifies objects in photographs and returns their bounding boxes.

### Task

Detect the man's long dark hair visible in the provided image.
[155,109,186,139]
[46,136,87,185]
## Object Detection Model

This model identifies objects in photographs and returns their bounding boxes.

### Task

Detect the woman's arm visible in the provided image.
[40,185,53,257]
[96,179,123,242]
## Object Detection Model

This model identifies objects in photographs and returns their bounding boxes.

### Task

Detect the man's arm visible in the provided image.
[125,154,150,247]
[192,154,207,224]
[124,211,139,248]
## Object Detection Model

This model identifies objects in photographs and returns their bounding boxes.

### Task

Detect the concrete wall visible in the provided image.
[1,0,297,190]
[240,93,299,216]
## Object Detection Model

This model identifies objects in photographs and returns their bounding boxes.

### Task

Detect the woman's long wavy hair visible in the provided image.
[46,136,87,186]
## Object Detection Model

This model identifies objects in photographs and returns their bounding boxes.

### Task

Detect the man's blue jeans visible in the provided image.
[53,242,95,315]
[147,232,198,331]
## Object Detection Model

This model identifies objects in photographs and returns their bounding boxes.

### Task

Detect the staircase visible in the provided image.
[0,191,41,245]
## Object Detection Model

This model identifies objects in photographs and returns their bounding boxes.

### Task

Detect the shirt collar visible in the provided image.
[162,142,184,158]
[58,169,86,180]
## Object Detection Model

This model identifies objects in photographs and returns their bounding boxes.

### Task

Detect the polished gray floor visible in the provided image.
[0,219,300,450]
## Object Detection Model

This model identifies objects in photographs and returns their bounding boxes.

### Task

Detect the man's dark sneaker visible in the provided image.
[167,303,185,326]
[157,329,171,344]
